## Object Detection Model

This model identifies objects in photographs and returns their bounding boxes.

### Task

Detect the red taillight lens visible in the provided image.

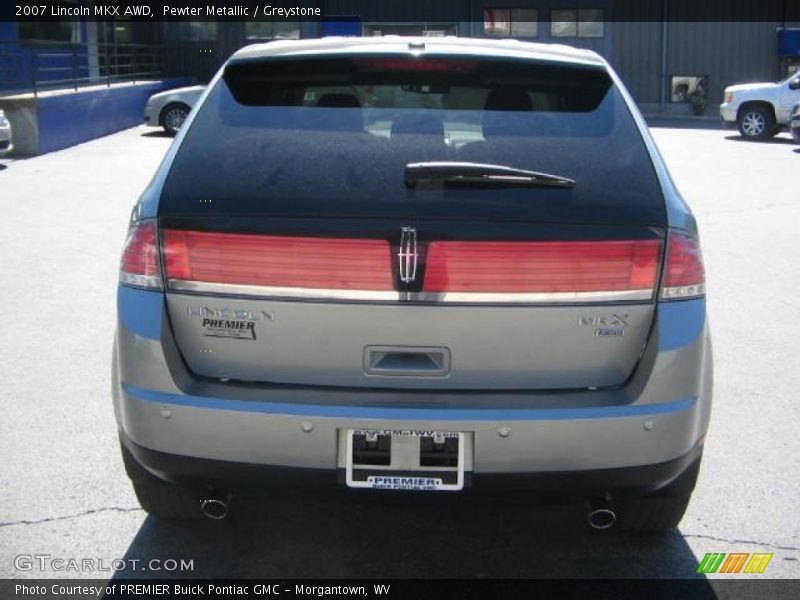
[119,221,162,289]
[162,230,394,292]
[661,232,705,300]
[423,240,661,298]
[356,59,478,73]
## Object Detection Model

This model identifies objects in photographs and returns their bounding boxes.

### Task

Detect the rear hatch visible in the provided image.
[157,52,667,390]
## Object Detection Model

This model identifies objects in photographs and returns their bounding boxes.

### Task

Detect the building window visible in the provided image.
[363,23,458,37]
[484,9,538,38]
[246,21,300,41]
[550,9,604,38]
[17,0,81,42]
[162,22,218,42]
[107,19,133,44]
[670,75,708,103]
[19,22,82,43]
[577,9,604,38]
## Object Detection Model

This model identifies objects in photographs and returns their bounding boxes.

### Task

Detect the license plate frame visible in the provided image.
[344,429,465,492]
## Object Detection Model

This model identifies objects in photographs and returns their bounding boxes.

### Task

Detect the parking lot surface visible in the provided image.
[0,124,798,581]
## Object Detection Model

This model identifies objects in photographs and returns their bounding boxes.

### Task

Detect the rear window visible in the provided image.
[159,56,665,225]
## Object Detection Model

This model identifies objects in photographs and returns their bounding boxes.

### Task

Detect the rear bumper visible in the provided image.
[118,381,704,474]
[0,126,11,154]
[719,103,737,124]
[791,119,800,142]
[114,288,713,484]
[143,105,157,127]
[121,431,703,498]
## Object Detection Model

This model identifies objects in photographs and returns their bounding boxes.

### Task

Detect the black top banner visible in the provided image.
[3,0,800,23]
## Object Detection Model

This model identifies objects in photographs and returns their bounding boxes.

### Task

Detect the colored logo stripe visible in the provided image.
[697,553,726,574]
[744,553,773,574]
[719,553,749,573]
[696,553,773,574]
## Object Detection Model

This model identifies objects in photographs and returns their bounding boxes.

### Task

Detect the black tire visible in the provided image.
[737,105,776,140]
[132,480,204,520]
[160,102,190,136]
[120,440,203,520]
[617,494,692,533]
[616,453,701,533]
[791,122,800,144]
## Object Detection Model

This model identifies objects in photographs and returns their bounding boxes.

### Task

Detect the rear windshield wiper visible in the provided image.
[404,161,576,190]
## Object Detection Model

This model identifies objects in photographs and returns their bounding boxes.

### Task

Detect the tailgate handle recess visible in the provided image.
[364,346,451,378]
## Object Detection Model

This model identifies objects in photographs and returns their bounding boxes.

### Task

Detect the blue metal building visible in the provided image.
[1,0,798,154]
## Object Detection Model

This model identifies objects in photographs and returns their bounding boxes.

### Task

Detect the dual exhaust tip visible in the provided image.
[587,498,617,530]
[200,496,230,520]
[199,494,617,527]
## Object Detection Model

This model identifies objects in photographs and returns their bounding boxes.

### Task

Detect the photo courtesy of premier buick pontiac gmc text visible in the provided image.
[113,37,712,531]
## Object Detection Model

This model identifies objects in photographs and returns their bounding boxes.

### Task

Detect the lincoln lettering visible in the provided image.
[49,5,90,16]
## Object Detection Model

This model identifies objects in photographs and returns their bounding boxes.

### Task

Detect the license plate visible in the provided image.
[344,429,465,491]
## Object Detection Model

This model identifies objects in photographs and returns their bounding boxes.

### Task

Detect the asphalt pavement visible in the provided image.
[0,124,798,583]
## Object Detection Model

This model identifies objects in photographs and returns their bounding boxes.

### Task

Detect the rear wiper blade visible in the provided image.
[404,161,575,190]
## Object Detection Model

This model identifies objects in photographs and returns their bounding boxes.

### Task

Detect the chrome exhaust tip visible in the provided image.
[200,497,230,520]
[587,498,616,530]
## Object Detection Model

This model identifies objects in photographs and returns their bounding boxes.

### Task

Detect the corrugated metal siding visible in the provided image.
[611,21,663,104]
[667,21,781,104]
[613,22,781,107]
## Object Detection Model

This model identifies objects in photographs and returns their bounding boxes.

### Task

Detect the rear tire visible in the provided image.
[132,480,204,520]
[160,102,190,136]
[121,439,203,520]
[737,106,776,140]
[617,452,701,533]
[617,494,691,533]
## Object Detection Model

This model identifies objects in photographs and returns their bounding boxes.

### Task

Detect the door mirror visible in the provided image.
[789,78,800,91]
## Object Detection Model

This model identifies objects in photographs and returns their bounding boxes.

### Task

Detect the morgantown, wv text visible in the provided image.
[16,583,393,597]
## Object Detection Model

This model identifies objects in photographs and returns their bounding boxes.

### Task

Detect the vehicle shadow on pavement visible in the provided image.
[644,117,723,131]
[112,491,714,581]
[140,131,174,139]
[724,135,797,145]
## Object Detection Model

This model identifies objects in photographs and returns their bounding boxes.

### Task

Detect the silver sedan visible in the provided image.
[0,110,12,155]
[143,85,205,136]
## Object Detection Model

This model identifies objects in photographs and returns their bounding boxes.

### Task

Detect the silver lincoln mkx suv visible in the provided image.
[114,37,712,531]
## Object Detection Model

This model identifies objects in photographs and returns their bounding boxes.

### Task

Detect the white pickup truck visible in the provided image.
[720,71,800,140]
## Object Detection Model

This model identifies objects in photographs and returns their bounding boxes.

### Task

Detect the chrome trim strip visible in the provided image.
[169,280,400,301]
[168,279,653,303]
[415,290,653,303]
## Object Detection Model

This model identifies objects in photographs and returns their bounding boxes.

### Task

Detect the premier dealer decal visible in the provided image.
[187,306,274,341]
[201,318,257,340]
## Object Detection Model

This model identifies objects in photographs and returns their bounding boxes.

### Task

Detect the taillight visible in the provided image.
[423,240,661,300]
[119,220,162,290]
[356,58,478,73]
[661,232,705,300]
[162,230,394,293]
[724,91,734,104]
